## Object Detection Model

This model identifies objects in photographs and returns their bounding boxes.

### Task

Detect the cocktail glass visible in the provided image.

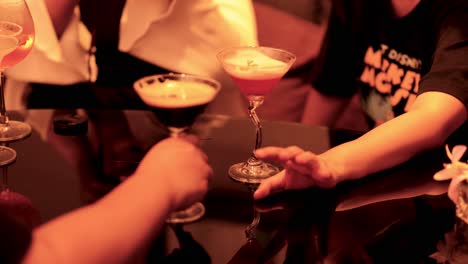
[0,0,35,144]
[134,73,220,224]
[217,46,296,185]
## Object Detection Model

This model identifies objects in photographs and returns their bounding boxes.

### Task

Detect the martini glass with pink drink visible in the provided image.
[217,46,296,186]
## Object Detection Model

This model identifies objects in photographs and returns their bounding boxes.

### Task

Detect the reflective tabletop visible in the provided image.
[2,110,464,263]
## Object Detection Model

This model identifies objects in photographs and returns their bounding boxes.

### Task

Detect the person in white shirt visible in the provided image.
[6,0,258,116]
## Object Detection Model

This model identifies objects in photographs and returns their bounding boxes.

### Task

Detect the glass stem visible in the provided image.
[168,127,187,138]
[1,166,8,192]
[247,96,264,165]
[245,207,260,240]
[0,71,9,126]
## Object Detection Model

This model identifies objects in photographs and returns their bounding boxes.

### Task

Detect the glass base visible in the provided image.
[166,202,205,224]
[0,146,16,166]
[0,121,32,143]
[228,159,280,185]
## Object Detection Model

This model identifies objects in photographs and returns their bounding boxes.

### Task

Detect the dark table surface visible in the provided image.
[2,109,464,263]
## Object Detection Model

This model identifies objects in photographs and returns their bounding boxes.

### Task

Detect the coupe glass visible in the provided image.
[0,0,35,143]
[217,46,296,185]
[134,73,220,224]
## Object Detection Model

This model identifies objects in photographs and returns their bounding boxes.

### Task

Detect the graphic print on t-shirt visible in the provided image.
[359,44,422,125]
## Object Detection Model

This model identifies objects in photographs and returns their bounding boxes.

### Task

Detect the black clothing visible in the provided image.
[312,0,468,127]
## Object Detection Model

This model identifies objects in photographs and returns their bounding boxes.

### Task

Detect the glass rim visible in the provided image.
[0,146,16,167]
[216,46,297,69]
[133,72,221,92]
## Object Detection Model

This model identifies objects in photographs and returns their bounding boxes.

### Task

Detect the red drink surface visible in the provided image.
[230,74,282,97]
[220,48,291,97]
[1,33,34,69]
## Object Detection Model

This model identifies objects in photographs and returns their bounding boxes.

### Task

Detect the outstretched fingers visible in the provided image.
[253,170,286,200]
[288,151,321,174]
[291,151,336,189]
[255,146,304,165]
[254,146,284,162]
[254,148,337,198]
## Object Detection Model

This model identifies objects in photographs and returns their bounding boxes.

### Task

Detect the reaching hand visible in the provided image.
[253,146,337,200]
[134,135,213,211]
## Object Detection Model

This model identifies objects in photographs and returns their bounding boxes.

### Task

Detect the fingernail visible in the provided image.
[253,190,262,200]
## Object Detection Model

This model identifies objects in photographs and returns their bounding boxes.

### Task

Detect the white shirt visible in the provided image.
[6,0,258,116]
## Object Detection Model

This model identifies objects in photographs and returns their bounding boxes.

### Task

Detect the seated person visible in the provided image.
[6,0,257,115]
[253,0,468,199]
[5,0,257,184]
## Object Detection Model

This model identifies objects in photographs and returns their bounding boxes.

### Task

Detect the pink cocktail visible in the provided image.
[217,46,296,185]
[0,20,34,69]
[230,74,283,96]
[220,47,292,97]
[0,1,36,144]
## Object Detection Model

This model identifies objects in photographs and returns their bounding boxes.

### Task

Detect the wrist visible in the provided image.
[319,150,348,185]
[321,142,371,184]
[130,171,177,214]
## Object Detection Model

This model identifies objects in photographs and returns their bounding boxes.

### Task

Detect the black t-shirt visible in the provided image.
[311,0,468,127]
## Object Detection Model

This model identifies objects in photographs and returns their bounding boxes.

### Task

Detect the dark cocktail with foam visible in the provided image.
[133,73,220,224]
[134,74,220,132]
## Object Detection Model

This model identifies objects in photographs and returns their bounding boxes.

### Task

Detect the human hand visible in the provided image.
[253,146,336,200]
[134,135,213,211]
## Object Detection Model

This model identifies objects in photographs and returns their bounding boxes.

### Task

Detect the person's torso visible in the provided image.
[345,0,458,126]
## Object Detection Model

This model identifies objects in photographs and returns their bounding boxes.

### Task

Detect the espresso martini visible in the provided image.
[134,73,220,224]
[134,74,219,132]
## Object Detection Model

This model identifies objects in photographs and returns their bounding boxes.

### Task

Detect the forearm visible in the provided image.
[44,0,77,37]
[301,89,350,127]
[23,174,173,264]
[322,94,466,182]
[336,180,447,211]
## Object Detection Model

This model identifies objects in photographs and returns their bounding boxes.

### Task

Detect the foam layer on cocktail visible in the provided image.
[223,49,289,79]
[221,49,290,96]
[136,79,217,108]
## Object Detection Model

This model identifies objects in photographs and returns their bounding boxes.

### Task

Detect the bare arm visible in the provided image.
[301,88,351,127]
[254,91,466,199]
[22,172,173,264]
[323,91,466,181]
[21,137,212,264]
[43,0,77,37]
